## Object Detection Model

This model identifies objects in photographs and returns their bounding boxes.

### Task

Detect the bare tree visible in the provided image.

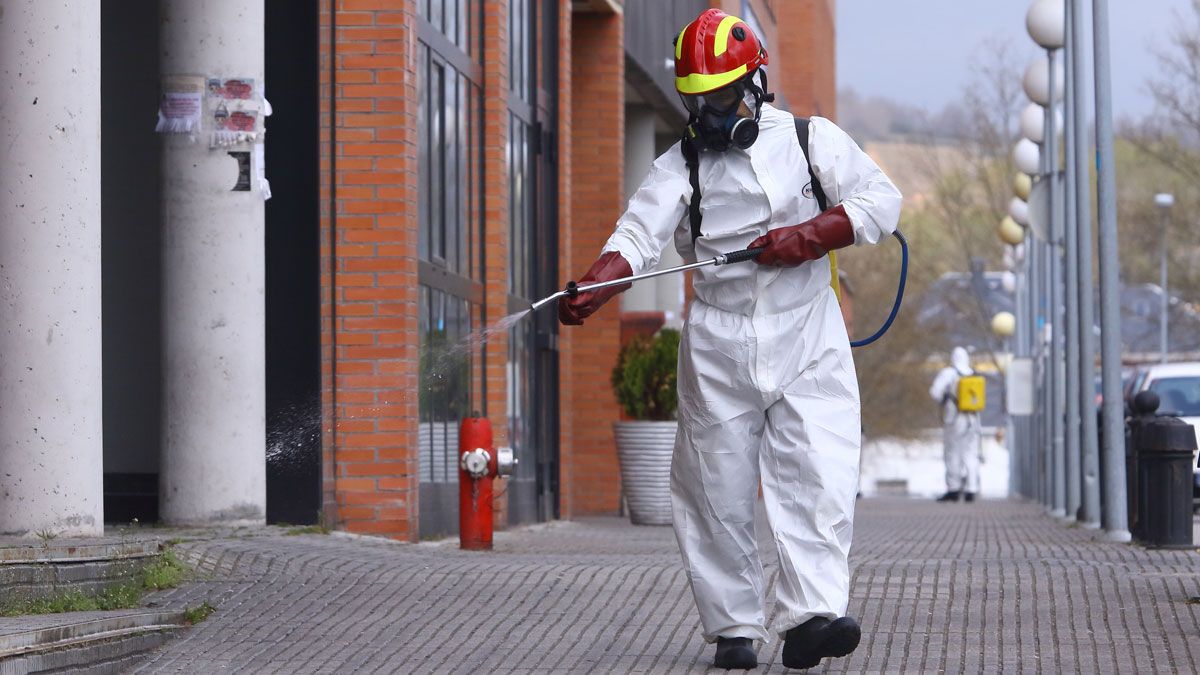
[1134,0,1200,182]
[1120,0,1200,297]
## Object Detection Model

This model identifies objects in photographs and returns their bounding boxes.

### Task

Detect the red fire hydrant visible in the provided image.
[458,417,516,550]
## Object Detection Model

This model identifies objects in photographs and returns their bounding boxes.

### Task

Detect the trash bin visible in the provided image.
[1135,399,1197,549]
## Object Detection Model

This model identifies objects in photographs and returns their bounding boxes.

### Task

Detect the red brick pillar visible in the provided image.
[320,0,421,541]
[565,10,625,514]
[555,0,575,519]
[482,0,512,529]
[775,0,837,119]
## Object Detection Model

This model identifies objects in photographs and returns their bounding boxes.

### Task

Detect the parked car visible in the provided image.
[1128,362,1200,503]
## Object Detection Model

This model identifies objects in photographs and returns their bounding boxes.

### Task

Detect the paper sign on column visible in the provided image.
[208,77,261,148]
[156,75,205,135]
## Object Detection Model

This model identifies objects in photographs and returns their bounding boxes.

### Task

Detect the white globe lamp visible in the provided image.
[1001,271,1018,294]
[1013,138,1041,175]
[1023,56,1065,105]
[1019,103,1062,144]
[1027,0,1066,50]
[1009,197,1030,226]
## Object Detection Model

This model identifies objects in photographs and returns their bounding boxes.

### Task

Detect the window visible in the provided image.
[418,0,474,56]
[417,47,480,277]
[510,0,532,101]
[417,2,484,530]
[418,288,473,484]
[509,116,532,299]
[504,0,558,523]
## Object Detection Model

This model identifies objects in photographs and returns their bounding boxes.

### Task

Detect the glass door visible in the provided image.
[507,0,560,524]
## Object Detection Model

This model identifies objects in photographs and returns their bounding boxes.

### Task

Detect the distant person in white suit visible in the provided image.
[929,347,981,502]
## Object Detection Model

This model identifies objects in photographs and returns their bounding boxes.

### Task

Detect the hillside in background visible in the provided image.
[837,88,971,143]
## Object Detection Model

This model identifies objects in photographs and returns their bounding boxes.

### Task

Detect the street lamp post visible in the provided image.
[1156,193,1174,364]
[1071,0,1102,530]
[1027,0,1066,515]
[1093,0,1131,542]
[1062,0,1082,521]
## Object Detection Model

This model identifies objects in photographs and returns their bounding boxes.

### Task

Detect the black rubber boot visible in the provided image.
[936,490,961,503]
[782,616,861,670]
[963,492,976,503]
[713,637,757,670]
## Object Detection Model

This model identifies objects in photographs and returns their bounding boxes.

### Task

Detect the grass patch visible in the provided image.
[0,584,142,617]
[0,547,194,617]
[142,549,187,591]
[183,602,215,625]
[284,525,330,536]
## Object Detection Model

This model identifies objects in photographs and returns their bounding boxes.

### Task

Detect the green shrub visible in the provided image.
[611,329,680,421]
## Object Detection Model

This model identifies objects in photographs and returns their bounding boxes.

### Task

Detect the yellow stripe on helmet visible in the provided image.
[675,24,689,61]
[675,64,748,95]
[713,15,744,58]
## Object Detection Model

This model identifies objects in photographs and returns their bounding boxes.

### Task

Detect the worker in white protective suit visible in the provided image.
[929,347,982,502]
[558,9,902,670]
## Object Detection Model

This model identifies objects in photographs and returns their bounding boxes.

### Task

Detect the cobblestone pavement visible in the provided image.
[129,499,1200,673]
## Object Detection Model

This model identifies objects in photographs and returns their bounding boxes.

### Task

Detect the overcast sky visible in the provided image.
[837,0,1191,120]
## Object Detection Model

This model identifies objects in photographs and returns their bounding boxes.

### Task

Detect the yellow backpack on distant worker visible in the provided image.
[956,375,986,413]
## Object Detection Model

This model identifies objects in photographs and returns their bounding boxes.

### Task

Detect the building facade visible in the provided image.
[0,0,835,541]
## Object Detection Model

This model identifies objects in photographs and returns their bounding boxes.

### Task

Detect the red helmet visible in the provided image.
[674,9,768,96]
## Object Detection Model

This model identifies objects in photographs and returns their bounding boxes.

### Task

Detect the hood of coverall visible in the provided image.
[952,347,972,376]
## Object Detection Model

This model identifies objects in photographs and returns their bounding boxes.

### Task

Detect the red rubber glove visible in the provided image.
[749,204,856,267]
[559,251,633,326]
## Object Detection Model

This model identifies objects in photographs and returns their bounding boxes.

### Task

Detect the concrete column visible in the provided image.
[0,1,104,536]
[159,0,266,525]
[621,106,659,316]
[620,106,685,328]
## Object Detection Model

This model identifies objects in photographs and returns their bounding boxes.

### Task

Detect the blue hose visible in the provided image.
[850,230,908,348]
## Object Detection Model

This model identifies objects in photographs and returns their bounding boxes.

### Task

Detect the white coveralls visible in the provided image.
[929,347,982,495]
[601,105,902,642]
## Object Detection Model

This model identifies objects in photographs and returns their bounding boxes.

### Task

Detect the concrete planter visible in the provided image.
[613,421,677,526]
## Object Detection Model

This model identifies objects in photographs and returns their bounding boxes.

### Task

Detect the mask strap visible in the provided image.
[755,68,776,104]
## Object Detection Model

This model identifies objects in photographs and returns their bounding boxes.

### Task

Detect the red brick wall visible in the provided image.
[313,0,836,535]
[564,10,625,514]
[320,0,421,541]
[708,1,835,119]
[775,0,837,119]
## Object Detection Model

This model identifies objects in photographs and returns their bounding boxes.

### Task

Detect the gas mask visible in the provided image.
[681,69,774,153]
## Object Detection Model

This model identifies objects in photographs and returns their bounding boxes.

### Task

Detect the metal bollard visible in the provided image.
[1125,392,1157,540]
[1132,393,1197,549]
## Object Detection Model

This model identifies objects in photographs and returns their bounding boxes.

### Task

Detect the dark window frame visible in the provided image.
[416,0,486,527]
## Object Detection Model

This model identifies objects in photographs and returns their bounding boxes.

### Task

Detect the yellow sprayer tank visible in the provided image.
[956,375,986,413]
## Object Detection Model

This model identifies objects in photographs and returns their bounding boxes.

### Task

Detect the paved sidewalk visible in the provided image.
[125,499,1199,673]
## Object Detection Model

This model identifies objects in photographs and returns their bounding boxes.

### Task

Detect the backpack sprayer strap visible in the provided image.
[679,115,908,348]
[683,116,827,243]
[682,129,704,244]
